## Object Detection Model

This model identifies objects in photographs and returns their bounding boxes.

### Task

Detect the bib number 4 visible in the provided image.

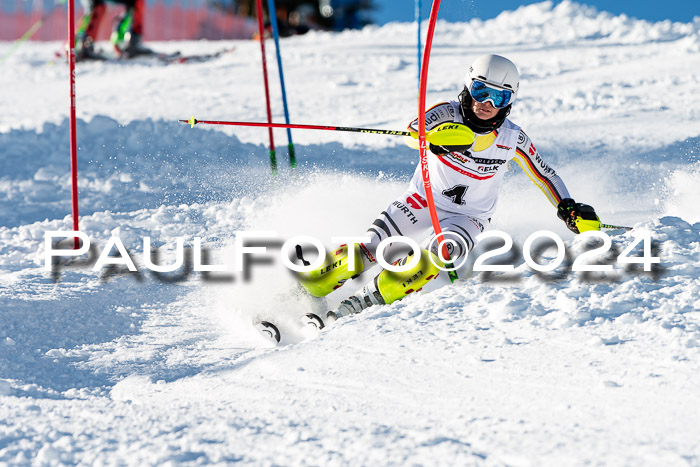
[442,185,468,205]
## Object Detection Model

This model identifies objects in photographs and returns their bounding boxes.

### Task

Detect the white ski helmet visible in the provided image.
[458,54,520,133]
[465,54,520,107]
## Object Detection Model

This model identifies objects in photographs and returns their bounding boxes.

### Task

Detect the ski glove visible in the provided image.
[425,122,475,155]
[557,198,600,234]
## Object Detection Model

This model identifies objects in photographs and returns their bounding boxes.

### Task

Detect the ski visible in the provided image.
[255,312,327,346]
[55,46,235,66]
[110,47,235,64]
[304,312,325,330]
[252,282,330,346]
[152,47,236,64]
[257,320,281,343]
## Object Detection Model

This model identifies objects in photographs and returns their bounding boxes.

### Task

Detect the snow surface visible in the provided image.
[2,1,700,465]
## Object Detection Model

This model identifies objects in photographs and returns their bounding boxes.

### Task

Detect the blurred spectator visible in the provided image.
[234,0,374,35]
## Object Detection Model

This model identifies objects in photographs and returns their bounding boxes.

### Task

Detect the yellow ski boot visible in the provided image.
[297,244,365,298]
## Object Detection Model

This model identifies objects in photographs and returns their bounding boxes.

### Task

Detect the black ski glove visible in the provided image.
[557,198,599,234]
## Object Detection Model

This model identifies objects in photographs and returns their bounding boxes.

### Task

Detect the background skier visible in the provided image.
[75,0,151,60]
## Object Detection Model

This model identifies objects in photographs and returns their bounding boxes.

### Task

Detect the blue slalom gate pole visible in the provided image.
[415,0,422,88]
[266,0,297,168]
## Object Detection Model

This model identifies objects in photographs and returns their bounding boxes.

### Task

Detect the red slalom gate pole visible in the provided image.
[68,0,80,248]
[254,0,277,175]
[418,0,457,282]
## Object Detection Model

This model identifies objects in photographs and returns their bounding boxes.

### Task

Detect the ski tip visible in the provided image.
[259,321,281,343]
[304,313,325,330]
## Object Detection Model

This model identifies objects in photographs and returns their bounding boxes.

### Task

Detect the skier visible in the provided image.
[74,0,152,60]
[297,54,600,322]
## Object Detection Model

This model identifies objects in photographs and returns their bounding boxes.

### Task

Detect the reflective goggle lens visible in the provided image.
[469,80,513,108]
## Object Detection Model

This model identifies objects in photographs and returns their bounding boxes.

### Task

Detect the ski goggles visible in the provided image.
[469,80,513,108]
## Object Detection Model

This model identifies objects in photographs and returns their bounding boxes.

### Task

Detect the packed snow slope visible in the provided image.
[2,1,700,465]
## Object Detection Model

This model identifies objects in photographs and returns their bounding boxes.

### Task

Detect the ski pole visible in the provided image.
[181,116,413,137]
[180,117,475,147]
[600,223,633,231]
